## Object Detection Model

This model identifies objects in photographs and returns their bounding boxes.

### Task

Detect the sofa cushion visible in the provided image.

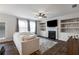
[22,35,36,41]
[19,32,34,35]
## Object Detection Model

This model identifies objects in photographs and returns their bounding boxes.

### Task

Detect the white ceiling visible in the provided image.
[0,4,79,20]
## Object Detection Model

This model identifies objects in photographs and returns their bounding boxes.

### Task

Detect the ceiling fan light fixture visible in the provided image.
[38,16,42,18]
[34,10,47,19]
[38,13,47,18]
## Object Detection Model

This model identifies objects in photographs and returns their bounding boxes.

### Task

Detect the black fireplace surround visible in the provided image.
[48,31,56,40]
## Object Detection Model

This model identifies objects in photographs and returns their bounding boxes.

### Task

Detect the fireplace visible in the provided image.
[48,31,56,40]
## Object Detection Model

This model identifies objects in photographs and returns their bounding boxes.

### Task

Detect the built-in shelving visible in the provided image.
[61,22,79,24]
[61,27,79,29]
[61,18,79,33]
[39,22,46,31]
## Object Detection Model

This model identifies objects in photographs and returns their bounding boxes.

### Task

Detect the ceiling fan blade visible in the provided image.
[39,13,42,16]
[42,14,45,16]
[42,14,47,18]
[42,15,47,18]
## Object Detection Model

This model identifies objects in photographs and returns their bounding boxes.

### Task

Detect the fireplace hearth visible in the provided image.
[48,31,56,40]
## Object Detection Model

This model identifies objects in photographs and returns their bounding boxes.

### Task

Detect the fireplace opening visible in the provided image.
[48,31,56,40]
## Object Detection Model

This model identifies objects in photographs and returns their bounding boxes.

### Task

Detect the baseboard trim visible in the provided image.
[37,35,48,39]
[37,35,58,40]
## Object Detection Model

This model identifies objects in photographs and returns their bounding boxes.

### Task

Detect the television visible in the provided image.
[47,20,57,27]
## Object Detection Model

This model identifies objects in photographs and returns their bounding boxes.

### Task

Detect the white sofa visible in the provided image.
[13,32,39,55]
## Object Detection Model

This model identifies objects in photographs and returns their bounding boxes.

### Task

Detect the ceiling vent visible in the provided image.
[72,4,77,8]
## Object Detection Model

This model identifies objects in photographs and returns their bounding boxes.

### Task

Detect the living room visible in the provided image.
[0,4,79,55]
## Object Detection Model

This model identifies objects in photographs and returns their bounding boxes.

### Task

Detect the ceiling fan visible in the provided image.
[35,12,47,18]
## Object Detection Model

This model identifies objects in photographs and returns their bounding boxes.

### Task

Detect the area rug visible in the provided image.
[39,37,57,54]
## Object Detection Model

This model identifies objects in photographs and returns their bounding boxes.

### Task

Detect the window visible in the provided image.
[30,21,36,33]
[19,19,28,32]
[18,19,36,33]
[0,22,5,39]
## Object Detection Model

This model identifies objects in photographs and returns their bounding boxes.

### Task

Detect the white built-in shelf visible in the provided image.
[60,18,79,33]
[39,22,46,31]
[61,22,79,24]
[61,27,79,29]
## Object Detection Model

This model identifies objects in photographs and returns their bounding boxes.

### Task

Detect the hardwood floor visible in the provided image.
[0,39,79,55]
[43,40,67,55]
[0,41,19,55]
